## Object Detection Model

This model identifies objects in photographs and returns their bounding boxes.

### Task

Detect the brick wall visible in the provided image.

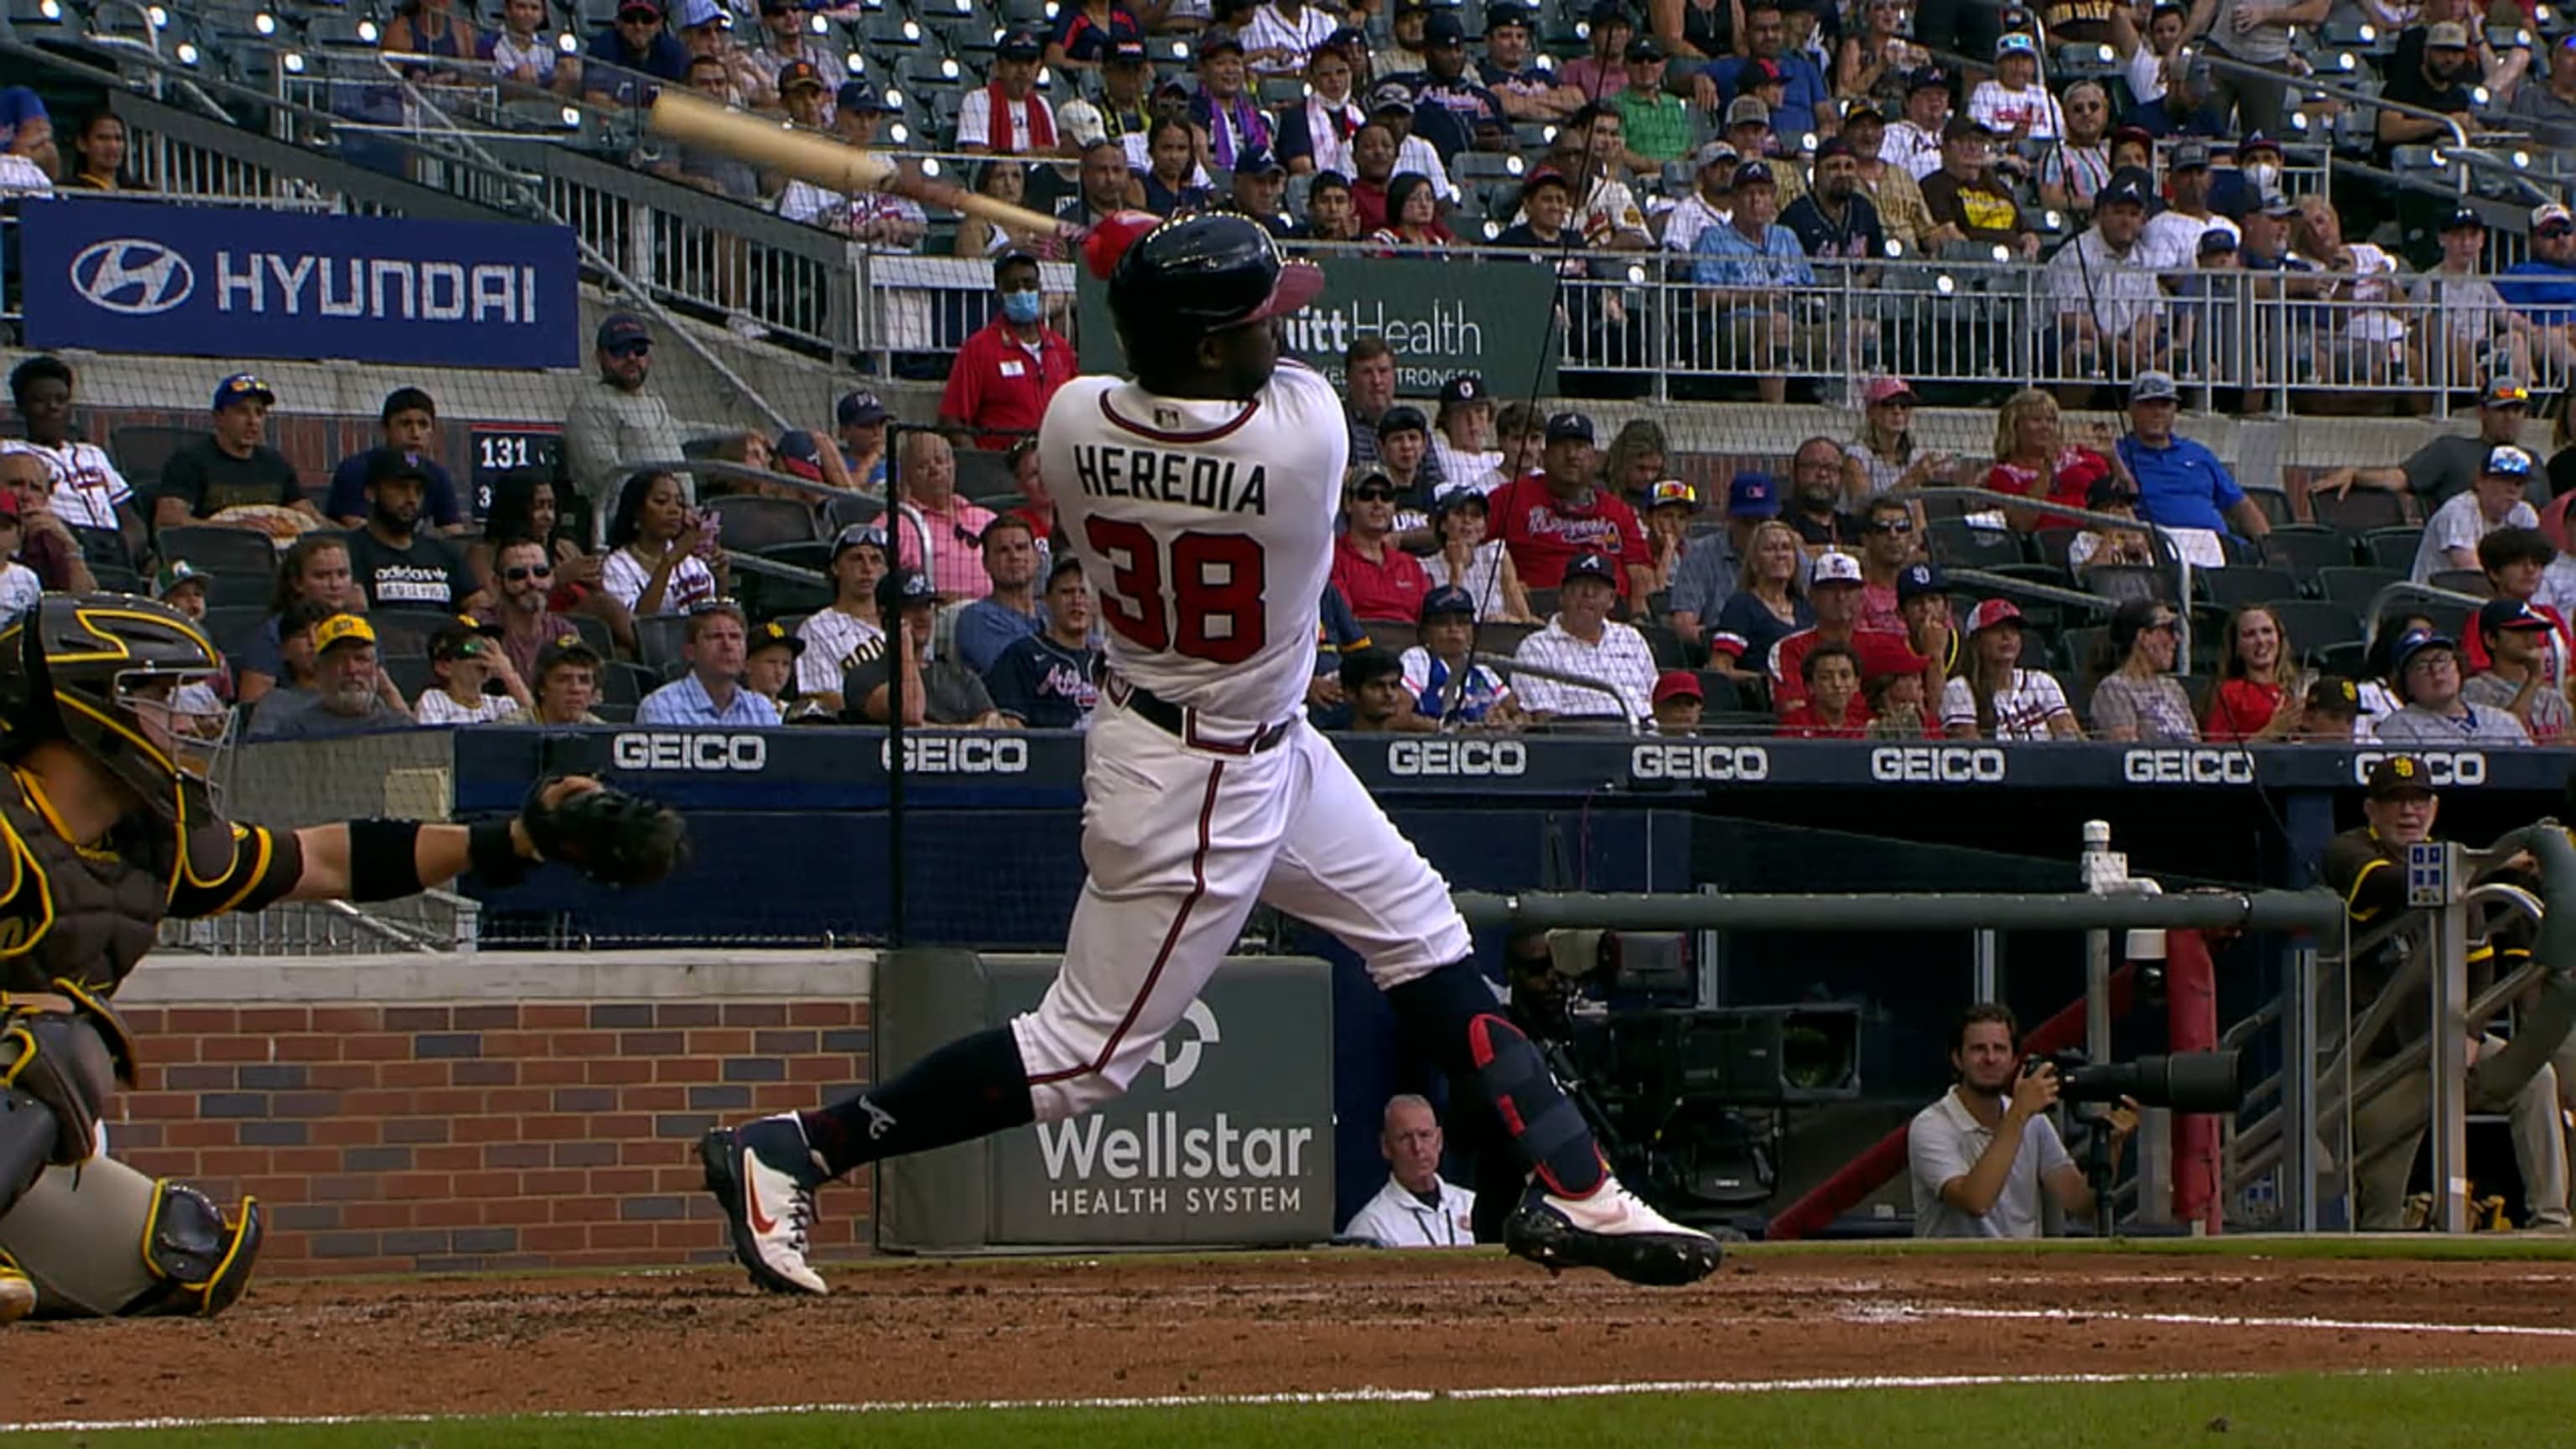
[109,998,874,1276]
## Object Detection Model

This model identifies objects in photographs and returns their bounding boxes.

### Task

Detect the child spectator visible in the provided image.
[1940,600,2082,739]
[501,634,607,726]
[2462,599,2571,743]
[414,619,526,726]
[1864,668,1931,736]
[1777,642,1869,736]
[1650,670,1703,735]
[2065,475,2157,579]
[1400,585,1519,727]
[1967,33,2064,141]
[2298,676,2363,741]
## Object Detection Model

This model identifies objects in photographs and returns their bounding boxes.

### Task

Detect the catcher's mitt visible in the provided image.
[520,777,688,887]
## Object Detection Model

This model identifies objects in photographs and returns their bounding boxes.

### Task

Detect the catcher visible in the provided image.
[0,594,683,1325]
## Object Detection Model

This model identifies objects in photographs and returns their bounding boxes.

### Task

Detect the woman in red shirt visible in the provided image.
[1776,641,1870,737]
[2203,604,2306,742]
[1983,387,2120,531]
[1368,173,1455,258]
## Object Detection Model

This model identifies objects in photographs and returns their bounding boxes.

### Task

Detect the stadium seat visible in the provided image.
[384,655,434,705]
[708,495,821,550]
[368,610,444,659]
[2310,640,2369,681]
[2241,486,2293,530]
[826,493,886,533]
[953,448,1021,504]
[2197,564,2300,608]
[2306,487,2407,533]
[2316,565,2406,609]
[1367,621,1419,657]
[605,661,660,707]
[761,541,836,573]
[154,525,281,584]
[2263,600,2368,660]
[1474,621,1540,656]
[109,426,202,496]
[634,614,692,672]
[568,612,617,663]
[2084,564,2174,604]
[2361,527,2423,572]
[1926,517,2024,572]
[2428,569,2495,598]
[2260,525,2355,581]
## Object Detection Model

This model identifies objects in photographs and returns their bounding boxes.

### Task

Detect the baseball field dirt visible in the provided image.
[8,1242,2576,1428]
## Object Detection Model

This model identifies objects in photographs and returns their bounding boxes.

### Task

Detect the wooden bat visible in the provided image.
[647,89,1068,243]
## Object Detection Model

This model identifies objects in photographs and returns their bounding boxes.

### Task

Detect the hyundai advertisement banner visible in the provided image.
[20,197,579,369]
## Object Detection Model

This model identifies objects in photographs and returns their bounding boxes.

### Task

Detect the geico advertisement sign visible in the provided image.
[2352,750,2486,787]
[1869,745,2008,783]
[610,732,766,771]
[1385,739,1527,776]
[1629,744,1771,782]
[2122,749,2257,785]
[876,735,1031,773]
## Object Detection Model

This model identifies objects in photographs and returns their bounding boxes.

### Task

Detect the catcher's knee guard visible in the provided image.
[0,1089,54,1219]
[0,1154,262,1319]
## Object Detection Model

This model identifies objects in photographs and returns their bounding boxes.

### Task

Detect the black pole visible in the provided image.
[883,421,906,950]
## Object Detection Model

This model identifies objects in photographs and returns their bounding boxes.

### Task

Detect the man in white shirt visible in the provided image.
[1884,66,1951,182]
[2139,142,2236,273]
[1659,142,1737,256]
[2413,444,2542,584]
[2047,172,2167,379]
[1341,1095,1478,1248]
[4,354,146,553]
[956,31,1056,154]
[1510,551,1659,722]
[1242,0,1337,75]
[1909,1003,2136,1238]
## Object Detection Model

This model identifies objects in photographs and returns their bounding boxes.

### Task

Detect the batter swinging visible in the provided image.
[702,213,1721,1291]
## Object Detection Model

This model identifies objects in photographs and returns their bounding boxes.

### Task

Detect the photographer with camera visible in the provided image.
[1909,1003,2139,1238]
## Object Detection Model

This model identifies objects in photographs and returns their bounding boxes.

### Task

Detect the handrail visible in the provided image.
[2360,579,2494,633]
[1472,649,1641,732]
[2191,44,2472,154]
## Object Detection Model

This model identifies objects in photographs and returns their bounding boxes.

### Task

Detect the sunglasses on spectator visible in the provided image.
[2144,618,2179,634]
[1352,485,1398,502]
[606,341,651,357]
[1864,517,1914,534]
[502,563,555,582]
[2542,223,2576,239]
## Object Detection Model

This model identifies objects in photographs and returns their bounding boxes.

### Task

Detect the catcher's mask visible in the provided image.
[0,595,235,821]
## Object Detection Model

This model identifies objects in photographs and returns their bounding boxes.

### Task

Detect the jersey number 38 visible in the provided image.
[1083,517,1266,665]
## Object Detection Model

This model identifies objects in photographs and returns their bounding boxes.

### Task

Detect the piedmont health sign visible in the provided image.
[1076,254,1557,397]
[20,197,579,369]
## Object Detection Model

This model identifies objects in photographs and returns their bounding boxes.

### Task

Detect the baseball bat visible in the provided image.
[648,89,1067,242]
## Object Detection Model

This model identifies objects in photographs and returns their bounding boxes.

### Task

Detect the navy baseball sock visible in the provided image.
[798,1026,1036,1181]
[1384,961,1607,1200]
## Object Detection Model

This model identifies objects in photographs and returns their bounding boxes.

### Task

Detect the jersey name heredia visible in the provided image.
[1071,444,1270,516]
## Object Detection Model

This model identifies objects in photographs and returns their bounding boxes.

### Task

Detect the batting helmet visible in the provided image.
[0,594,231,819]
[1106,214,1326,344]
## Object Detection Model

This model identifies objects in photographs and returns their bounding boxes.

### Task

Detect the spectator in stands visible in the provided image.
[1716,100,1802,206]
[892,433,999,602]
[482,537,584,685]
[1692,161,1819,407]
[1704,516,1810,679]
[2463,598,2571,743]
[793,526,891,716]
[749,0,839,101]
[823,391,891,498]
[2192,0,2321,141]
[1774,641,1866,736]
[153,559,209,626]
[2507,34,2576,144]
[1560,0,1633,100]
[2377,20,2479,163]
[2373,630,2532,745]
[1429,376,1498,493]
[849,569,1005,726]
[1048,0,1144,70]
[1277,44,1368,176]
[0,496,39,623]
[1342,1094,1477,1246]
[1483,4,1584,122]
[1834,0,1924,107]
[58,110,136,191]
[1773,549,1937,709]
[2357,610,2439,732]
[999,438,1060,554]
[1852,495,1919,633]
[1921,116,2035,258]
[951,517,1045,675]
[1243,0,1337,75]
[1942,599,2081,740]
[2089,599,2198,740]
[959,33,1057,155]
[1056,139,1135,232]
[1141,117,1218,216]
[155,374,314,531]
[1641,670,1699,734]
[1332,467,1434,623]
[2465,527,2566,683]
[2111,1,2187,114]
[2300,677,2360,740]
[3,356,143,561]
[603,470,726,617]
[952,163,1059,262]
[234,536,358,706]
[382,0,480,83]
[1602,421,1670,510]
[2499,205,2576,378]
[1640,480,1700,595]
[1308,582,1371,713]
[2318,377,2534,508]
[1967,33,2063,142]
[937,253,1076,451]
[414,619,526,727]
[487,0,582,96]
[242,598,333,726]
[1895,558,1961,678]
[1609,36,1692,169]
[2116,371,2268,547]
[746,620,830,722]
[2035,82,2113,218]
[1333,647,1434,732]
[1216,149,1294,238]
[1342,340,1400,471]
[1658,143,1737,257]
[1369,173,1457,255]
[1782,437,1862,551]
[1402,585,1520,727]
[322,388,464,533]
[1841,377,1948,501]
[1490,413,1655,602]
[2203,604,2304,741]
[2137,143,2233,273]
[564,314,687,540]
[1840,104,1933,254]
[2287,196,2410,387]
[1554,105,1652,248]
[1706,0,1831,138]
[2410,210,2538,392]
[1987,388,2112,535]
[1190,33,1274,172]
[794,90,931,246]
[478,469,624,643]
[583,0,690,106]
[660,53,769,204]
[0,86,55,178]
[0,454,92,595]
[2413,445,2542,584]
[636,601,779,726]
[987,554,1101,729]
[1910,1002,2137,1239]
[1427,486,1538,624]
[2124,52,2227,138]
[247,615,414,741]
[341,457,483,614]
[501,634,606,726]
[1883,66,1950,182]
[1864,666,1933,736]
[1781,138,1884,270]
[2048,174,2168,385]
[1400,12,1511,163]
[1342,112,1416,231]
[1511,552,1659,722]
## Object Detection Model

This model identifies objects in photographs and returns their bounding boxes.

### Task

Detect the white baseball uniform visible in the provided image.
[1021,361,1472,1123]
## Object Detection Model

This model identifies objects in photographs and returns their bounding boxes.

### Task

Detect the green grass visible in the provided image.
[14,1369,2575,1448]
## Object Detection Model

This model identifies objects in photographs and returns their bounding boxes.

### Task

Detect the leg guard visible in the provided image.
[1384,962,1607,1199]
[0,1155,262,1319]
[0,1089,52,1219]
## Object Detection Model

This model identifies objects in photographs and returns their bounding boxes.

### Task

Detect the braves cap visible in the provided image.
[2366,753,2435,799]
[1544,411,1596,444]
[1425,11,1468,44]
[1733,158,1775,189]
[1420,584,1478,621]
[838,389,889,426]
[1905,64,1950,92]
[876,567,940,613]
[1624,34,1663,60]
[1727,471,1779,517]
[1369,80,1416,112]
[2096,174,2149,209]
[1894,561,1945,601]
[1485,2,1535,29]
[211,373,275,412]
[2443,206,2487,232]
[997,29,1044,59]
[1652,669,1703,705]
[1108,37,1149,64]
[2480,597,2553,633]
[1562,551,1619,586]
[1810,550,1863,587]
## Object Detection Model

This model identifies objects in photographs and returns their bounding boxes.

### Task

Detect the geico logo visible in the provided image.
[2353,750,2486,787]
[1629,744,1773,782]
[1385,739,1528,776]
[2122,749,2257,785]
[877,735,1032,773]
[1869,745,2008,783]
[609,732,767,771]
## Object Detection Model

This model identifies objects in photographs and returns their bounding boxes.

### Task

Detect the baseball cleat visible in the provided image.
[0,1265,32,1326]
[701,1114,828,1296]
[1504,1176,1724,1287]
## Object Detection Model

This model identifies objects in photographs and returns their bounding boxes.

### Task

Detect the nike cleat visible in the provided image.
[701,1114,828,1296]
[0,1265,30,1326]
[1504,1176,1725,1287]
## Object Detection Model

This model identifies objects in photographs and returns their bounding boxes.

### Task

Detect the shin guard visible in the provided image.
[1384,962,1606,1199]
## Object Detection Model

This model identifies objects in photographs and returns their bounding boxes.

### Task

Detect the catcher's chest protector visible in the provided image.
[0,771,202,998]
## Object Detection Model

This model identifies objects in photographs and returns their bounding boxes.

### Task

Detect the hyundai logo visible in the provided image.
[69,239,195,315]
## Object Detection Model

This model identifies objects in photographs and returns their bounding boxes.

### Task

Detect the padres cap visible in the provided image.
[535,631,603,674]
[1895,562,1945,601]
[750,620,806,656]
[2366,754,2435,799]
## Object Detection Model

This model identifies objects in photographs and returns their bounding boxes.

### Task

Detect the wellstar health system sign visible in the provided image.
[1077,252,1556,397]
[19,196,579,369]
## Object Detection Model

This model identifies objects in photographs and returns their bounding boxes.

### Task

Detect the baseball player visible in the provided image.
[703,213,1722,1293]
[0,595,683,1324]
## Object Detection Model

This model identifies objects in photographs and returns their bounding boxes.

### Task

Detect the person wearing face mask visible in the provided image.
[937,252,1076,452]
[2208,132,2286,221]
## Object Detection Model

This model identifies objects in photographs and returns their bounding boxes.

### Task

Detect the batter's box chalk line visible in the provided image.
[1843,1303,2576,1337]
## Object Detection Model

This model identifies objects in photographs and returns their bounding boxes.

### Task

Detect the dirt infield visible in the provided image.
[9,1248,2576,1426]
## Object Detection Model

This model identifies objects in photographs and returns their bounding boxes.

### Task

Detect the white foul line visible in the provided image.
[1862,1304,2576,1338]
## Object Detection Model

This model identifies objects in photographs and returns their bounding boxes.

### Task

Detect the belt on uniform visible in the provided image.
[1099,669,1294,756]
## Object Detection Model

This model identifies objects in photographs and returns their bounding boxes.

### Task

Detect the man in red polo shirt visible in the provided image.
[938,252,1077,450]
[1331,465,1433,623]
[1487,412,1654,602]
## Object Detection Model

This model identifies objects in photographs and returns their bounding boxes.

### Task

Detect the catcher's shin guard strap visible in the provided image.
[1384,961,1606,1198]
[344,818,427,902]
